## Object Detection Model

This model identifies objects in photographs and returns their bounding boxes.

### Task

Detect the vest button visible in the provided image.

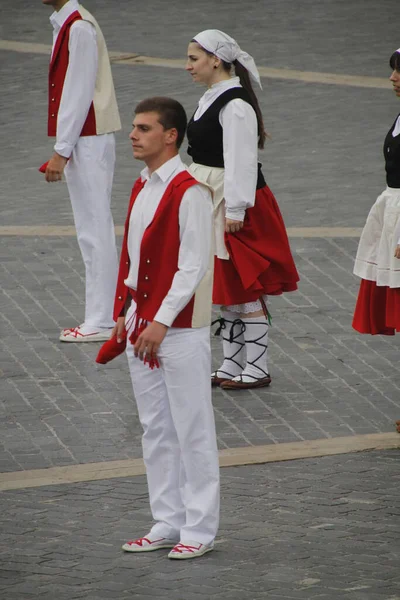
[118,296,122,300]
[51,83,55,87]
[144,276,149,280]
[51,113,55,117]
[126,261,129,265]
[143,293,148,298]
[146,259,151,264]
[52,98,55,102]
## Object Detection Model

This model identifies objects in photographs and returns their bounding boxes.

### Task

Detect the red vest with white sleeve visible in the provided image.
[114,171,213,329]
[48,5,121,137]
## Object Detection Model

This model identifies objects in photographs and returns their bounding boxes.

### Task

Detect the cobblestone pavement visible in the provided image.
[1,1,400,597]
[1,0,400,471]
[2,232,400,471]
[1,451,399,600]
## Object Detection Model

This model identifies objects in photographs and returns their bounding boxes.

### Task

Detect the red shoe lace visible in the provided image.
[171,543,201,554]
[128,537,164,547]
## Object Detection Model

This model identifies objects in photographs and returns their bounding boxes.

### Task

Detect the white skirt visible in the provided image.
[353,186,400,288]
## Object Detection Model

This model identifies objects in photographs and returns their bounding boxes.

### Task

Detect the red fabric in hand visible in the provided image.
[96,331,127,364]
[39,161,49,173]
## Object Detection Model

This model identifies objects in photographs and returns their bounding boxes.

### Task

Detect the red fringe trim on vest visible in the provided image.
[128,312,160,370]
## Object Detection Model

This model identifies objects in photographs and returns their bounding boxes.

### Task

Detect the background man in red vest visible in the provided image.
[112,97,220,559]
[42,0,121,342]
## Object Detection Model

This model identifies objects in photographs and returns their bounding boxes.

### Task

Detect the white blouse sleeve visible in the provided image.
[220,98,258,221]
[54,20,98,158]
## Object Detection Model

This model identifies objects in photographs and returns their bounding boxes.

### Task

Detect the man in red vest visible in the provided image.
[111,97,219,559]
[42,0,121,342]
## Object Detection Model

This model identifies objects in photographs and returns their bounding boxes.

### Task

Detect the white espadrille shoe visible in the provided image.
[122,534,178,553]
[167,541,214,560]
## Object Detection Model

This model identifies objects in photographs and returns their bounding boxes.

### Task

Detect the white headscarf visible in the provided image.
[193,29,262,90]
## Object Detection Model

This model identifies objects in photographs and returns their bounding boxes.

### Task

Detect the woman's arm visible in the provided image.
[220,98,258,228]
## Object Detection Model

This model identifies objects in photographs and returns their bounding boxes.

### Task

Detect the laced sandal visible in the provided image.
[59,325,113,343]
[168,541,214,560]
[220,373,272,390]
[122,535,178,553]
[211,316,246,387]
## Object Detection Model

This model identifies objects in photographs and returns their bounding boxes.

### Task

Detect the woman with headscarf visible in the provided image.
[353,49,400,337]
[186,29,299,390]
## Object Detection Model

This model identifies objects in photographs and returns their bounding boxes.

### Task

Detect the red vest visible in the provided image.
[48,11,96,137]
[114,171,200,328]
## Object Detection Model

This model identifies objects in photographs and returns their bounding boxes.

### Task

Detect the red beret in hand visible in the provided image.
[96,331,127,364]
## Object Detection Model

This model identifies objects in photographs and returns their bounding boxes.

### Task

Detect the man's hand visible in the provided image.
[134,321,168,361]
[111,316,126,343]
[45,152,68,182]
[225,218,244,233]
[395,245,400,260]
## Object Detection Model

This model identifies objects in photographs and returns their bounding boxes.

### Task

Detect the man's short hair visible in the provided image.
[134,97,187,148]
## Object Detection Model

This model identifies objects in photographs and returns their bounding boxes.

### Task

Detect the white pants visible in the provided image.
[125,304,220,545]
[64,133,118,328]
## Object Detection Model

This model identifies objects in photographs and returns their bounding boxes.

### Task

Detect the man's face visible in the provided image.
[129,112,176,163]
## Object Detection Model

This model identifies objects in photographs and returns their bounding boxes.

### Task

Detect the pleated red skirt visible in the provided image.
[213,185,299,305]
[352,278,400,335]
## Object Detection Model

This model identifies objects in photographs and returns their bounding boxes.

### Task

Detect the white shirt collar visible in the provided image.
[140,154,183,184]
[198,76,241,107]
[209,76,240,91]
[49,0,79,32]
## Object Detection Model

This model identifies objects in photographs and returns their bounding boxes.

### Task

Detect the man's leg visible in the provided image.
[125,314,185,541]
[161,327,220,547]
[63,133,118,334]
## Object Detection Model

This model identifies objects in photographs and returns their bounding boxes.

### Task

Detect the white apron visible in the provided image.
[354,187,400,288]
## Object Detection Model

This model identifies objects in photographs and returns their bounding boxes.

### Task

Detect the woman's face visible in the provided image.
[186,42,218,86]
[390,66,400,97]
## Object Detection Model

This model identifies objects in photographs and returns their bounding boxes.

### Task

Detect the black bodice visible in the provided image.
[384,113,400,188]
[187,87,266,189]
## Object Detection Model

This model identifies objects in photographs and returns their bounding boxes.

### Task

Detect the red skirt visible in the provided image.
[213,185,299,305]
[352,279,400,335]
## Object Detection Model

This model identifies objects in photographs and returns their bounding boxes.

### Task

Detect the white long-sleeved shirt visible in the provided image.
[124,155,213,327]
[50,0,98,158]
[193,77,259,221]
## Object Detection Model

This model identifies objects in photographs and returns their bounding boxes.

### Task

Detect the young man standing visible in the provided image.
[42,0,121,342]
[112,97,220,559]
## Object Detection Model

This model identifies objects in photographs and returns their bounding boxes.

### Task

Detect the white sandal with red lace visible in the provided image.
[122,534,178,553]
[168,541,214,559]
[59,325,113,343]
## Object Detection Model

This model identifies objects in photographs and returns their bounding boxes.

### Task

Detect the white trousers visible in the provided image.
[64,133,118,328]
[125,304,220,545]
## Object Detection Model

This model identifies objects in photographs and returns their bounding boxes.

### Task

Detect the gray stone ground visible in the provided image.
[1,451,400,600]
[1,0,400,598]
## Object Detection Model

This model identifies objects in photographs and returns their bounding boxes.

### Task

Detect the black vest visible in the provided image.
[384,113,400,188]
[187,87,266,189]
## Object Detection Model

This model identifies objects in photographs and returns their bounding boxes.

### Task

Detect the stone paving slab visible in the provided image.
[1,2,400,468]
[1,0,400,231]
[0,450,399,600]
[1,0,399,77]
[1,233,400,472]
[0,50,396,228]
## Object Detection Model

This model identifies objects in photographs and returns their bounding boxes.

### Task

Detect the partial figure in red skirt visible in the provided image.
[186,30,299,390]
[353,48,400,338]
